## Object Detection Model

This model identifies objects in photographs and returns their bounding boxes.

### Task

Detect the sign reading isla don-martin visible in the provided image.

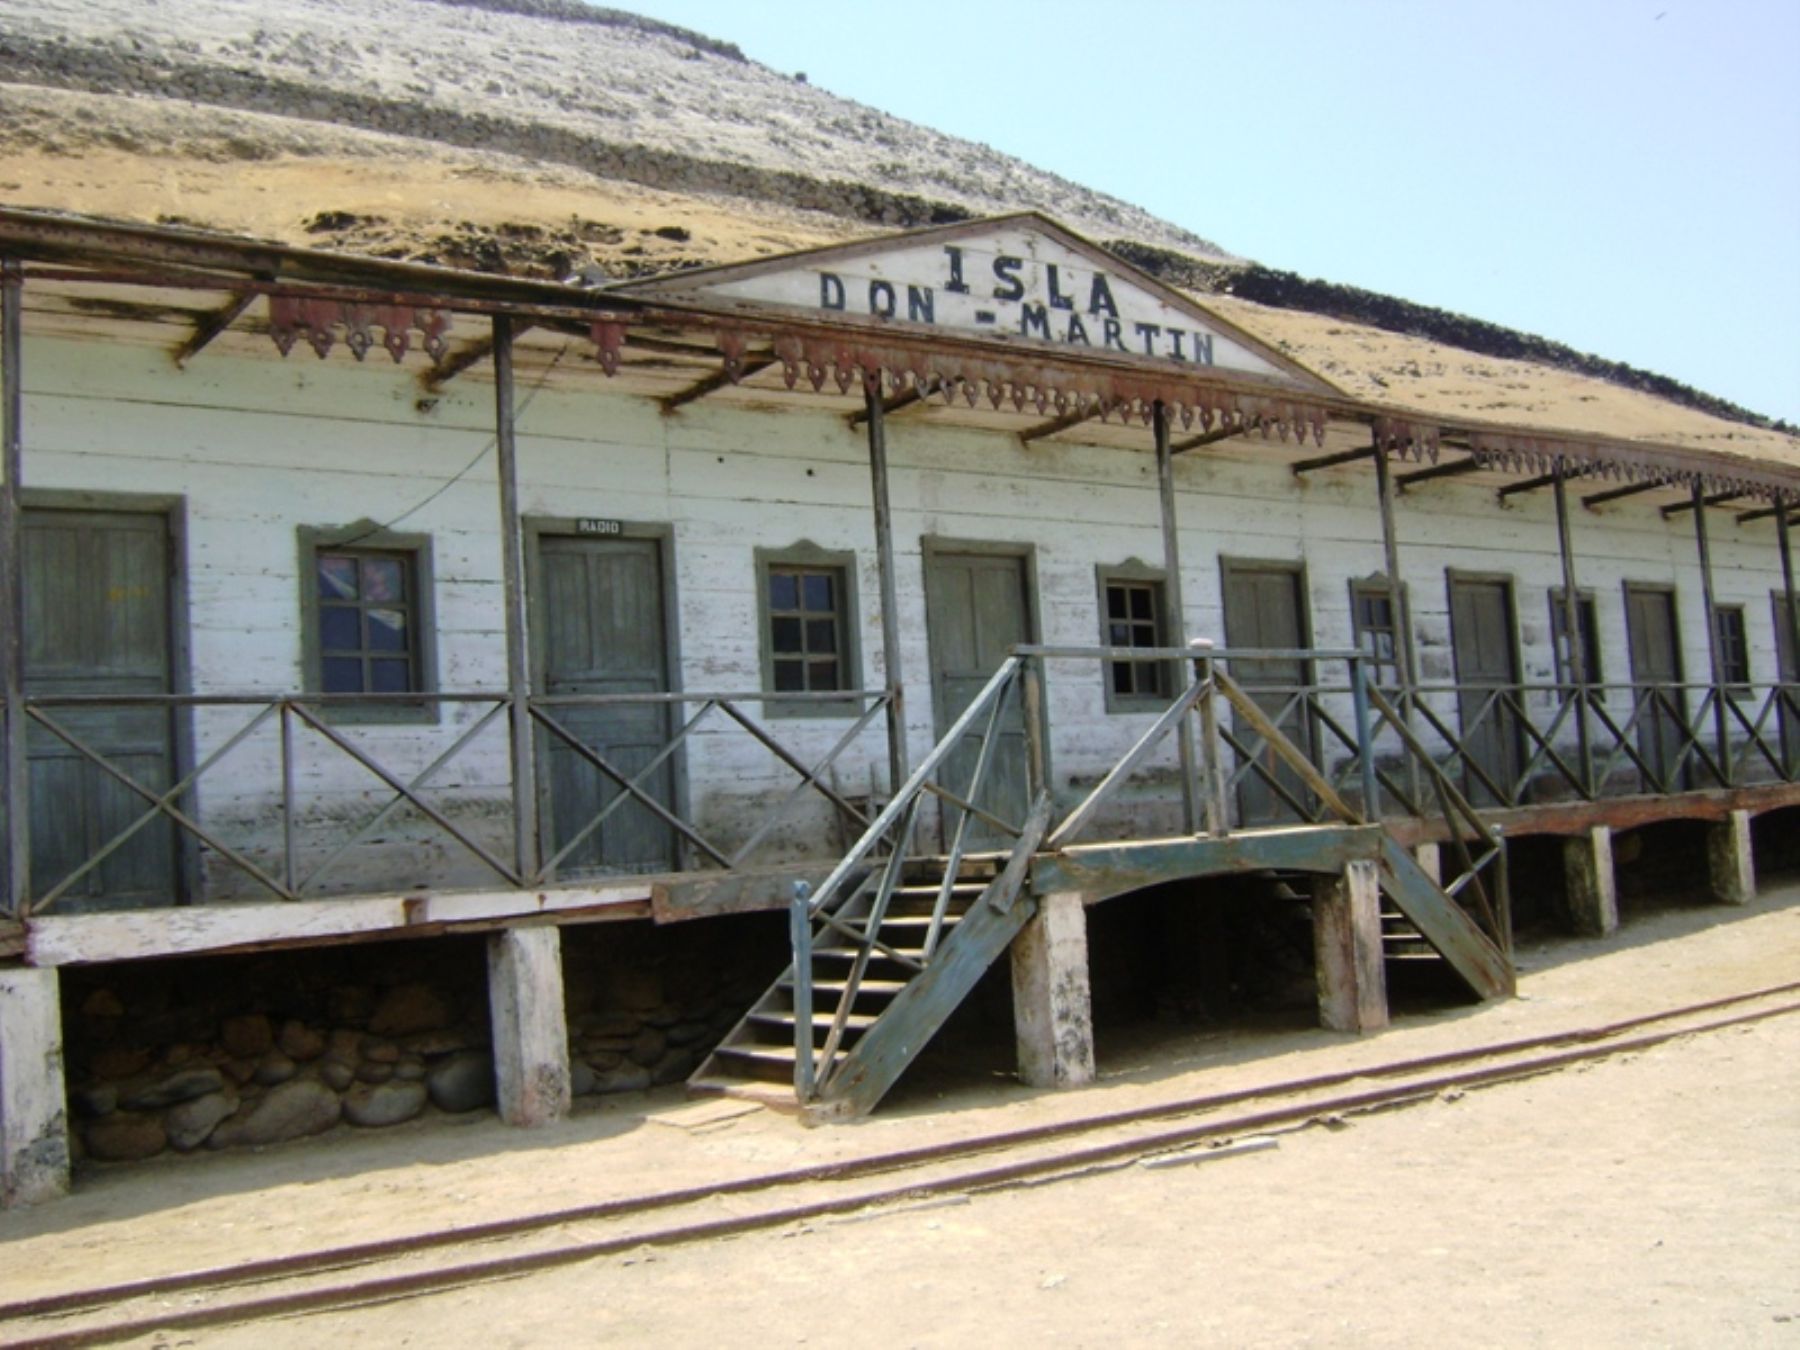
[678,222,1301,385]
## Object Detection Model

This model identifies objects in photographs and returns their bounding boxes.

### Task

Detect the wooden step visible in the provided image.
[789,977,909,997]
[750,1010,879,1033]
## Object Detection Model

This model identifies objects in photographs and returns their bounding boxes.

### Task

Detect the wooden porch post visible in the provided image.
[0,967,69,1207]
[1707,809,1756,906]
[1373,438,1421,811]
[1779,496,1798,676]
[863,379,909,796]
[0,259,27,917]
[491,317,538,882]
[1153,401,1203,834]
[1311,859,1388,1032]
[486,925,572,1126]
[1690,481,1731,784]
[1562,825,1618,936]
[1552,459,1595,794]
[1010,891,1095,1088]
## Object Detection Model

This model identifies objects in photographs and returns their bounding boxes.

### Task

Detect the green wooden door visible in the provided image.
[1449,576,1524,806]
[1221,562,1315,826]
[1625,583,1687,792]
[924,550,1031,849]
[22,507,177,910]
[533,534,676,876]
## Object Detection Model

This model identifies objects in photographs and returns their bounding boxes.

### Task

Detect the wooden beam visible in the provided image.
[172,290,256,368]
[1171,425,1246,454]
[487,927,572,1127]
[864,381,910,793]
[1291,445,1375,475]
[25,884,654,966]
[1011,891,1095,1087]
[1736,502,1784,525]
[0,967,69,1205]
[1496,470,1561,500]
[1033,825,1384,907]
[660,353,777,413]
[1582,480,1664,509]
[1018,403,1100,445]
[1661,489,1745,519]
[1312,860,1387,1033]
[1155,401,1201,834]
[1396,456,1482,489]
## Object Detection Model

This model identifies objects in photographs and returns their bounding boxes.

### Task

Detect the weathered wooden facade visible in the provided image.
[1,208,1796,1202]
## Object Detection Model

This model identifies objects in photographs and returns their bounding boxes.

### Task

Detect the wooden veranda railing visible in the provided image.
[2,686,893,918]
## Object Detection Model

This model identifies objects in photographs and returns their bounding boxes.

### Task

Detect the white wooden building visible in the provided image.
[1,208,1795,1202]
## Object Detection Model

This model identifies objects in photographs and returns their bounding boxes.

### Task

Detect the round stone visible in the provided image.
[342,1080,428,1128]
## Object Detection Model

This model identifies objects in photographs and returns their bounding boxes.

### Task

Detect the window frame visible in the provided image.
[1095,561,1172,714]
[298,524,438,725]
[754,542,863,718]
[1713,602,1751,691]
[1547,587,1603,686]
[1347,574,1409,691]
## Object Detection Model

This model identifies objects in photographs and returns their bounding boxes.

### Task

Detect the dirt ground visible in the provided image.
[3,883,1798,1345]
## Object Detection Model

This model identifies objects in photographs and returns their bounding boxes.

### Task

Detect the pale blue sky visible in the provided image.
[619,0,1800,425]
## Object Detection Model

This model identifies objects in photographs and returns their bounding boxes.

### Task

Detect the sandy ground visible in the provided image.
[3,881,1797,1339]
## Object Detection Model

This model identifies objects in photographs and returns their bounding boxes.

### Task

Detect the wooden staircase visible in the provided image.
[691,796,1050,1119]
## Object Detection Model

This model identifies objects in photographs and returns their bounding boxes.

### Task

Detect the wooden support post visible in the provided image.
[1553,461,1595,795]
[1311,860,1388,1033]
[1562,825,1618,937]
[1692,481,1732,785]
[1707,809,1755,906]
[1373,442,1422,813]
[1154,402,1201,833]
[1010,892,1095,1089]
[864,380,909,796]
[1412,842,1441,883]
[1779,498,1798,684]
[0,967,68,1207]
[492,317,537,882]
[486,925,571,1127]
[1,260,26,917]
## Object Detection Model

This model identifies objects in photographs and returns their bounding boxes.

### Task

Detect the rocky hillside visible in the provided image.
[0,0,1784,432]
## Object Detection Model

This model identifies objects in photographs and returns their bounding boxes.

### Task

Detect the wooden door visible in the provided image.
[1448,576,1524,806]
[1625,584,1687,791]
[1221,562,1314,826]
[22,507,177,910]
[923,549,1031,849]
[533,534,676,876]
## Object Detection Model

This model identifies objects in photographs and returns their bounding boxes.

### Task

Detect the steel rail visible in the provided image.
[7,981,1798,1345]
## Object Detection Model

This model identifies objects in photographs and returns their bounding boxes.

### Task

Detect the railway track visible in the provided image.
[5,981,1797,1348]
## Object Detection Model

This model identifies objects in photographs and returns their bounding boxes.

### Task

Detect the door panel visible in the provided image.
[1221,563,1314,826]
[534,534,675,875]
[1625,585,1687,791]
[1448,576,1523,807]
[22,507,177,909]
[1774,592,1798,773]
[924,550,1030,849]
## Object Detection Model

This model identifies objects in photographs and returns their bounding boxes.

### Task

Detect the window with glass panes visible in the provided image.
[1549,589,1602,685]
[1714,604,1750,688]
[1350,581,1403,687]
[767,567,847,693]
[315,549,420,694]
[1104,578,1167,702]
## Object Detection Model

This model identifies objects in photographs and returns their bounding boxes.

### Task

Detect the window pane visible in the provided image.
[811,660,839,691]
[1135,661,1163,696]
[802,573,834,612]
[370,658,411,693]
[363,558,404,602]
[1106,587,1127,620]
[367,607,408,652]
[771,616,802,653]
[1112,662,1133,695]
[318,555,358,600]
[806,618,836,653]
[322,657,364,693]
[768,572,798,611]
[773,659,804,692]
[319,606,360,651]
[1128,586,1153,621]
[1109,622,1131,647]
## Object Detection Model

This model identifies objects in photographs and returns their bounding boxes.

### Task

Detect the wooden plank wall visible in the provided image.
[14,335,1790,902]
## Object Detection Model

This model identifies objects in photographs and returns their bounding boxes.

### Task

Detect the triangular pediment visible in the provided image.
[617,214,1331,392]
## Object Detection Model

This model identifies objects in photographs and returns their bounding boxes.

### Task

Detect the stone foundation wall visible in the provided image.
[60,916,787,1165]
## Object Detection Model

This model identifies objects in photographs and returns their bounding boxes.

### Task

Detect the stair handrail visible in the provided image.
[804,655,1025,921]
